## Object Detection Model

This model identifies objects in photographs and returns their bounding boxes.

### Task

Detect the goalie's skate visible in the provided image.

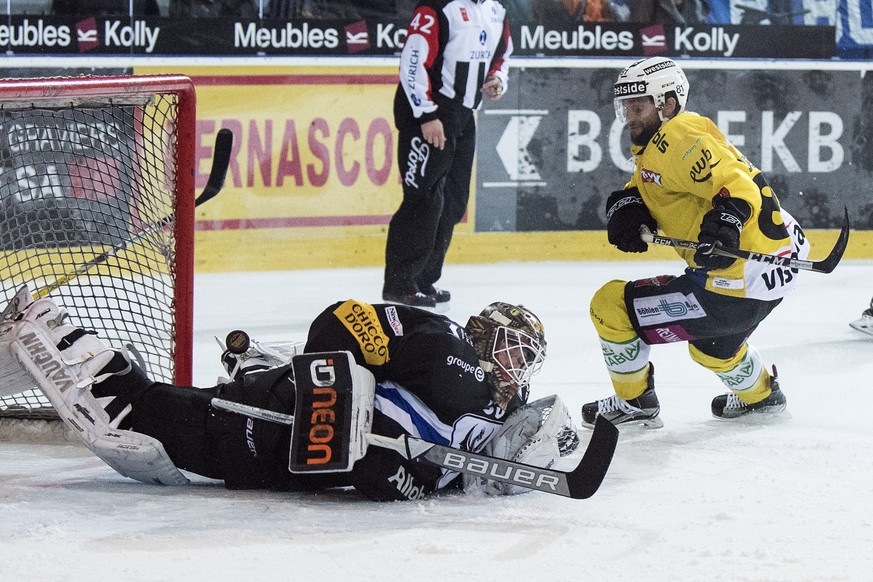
[711,367,787,419]
[849,306,873,337]
[581,365,663,429]
[0,293,188,485]
[0,284,33,322]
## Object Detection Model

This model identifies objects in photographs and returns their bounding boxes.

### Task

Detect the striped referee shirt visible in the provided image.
[398,0,513,122]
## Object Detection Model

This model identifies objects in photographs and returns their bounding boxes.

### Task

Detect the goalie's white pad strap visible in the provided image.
[463,394,579,496]
[7,318,189,486]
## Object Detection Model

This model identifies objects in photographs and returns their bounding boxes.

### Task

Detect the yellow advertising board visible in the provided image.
[134,64,480,271]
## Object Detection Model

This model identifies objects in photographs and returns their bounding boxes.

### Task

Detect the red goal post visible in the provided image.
[0,75,197,418]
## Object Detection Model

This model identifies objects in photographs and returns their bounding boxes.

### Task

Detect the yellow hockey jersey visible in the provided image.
[626,111,809,300]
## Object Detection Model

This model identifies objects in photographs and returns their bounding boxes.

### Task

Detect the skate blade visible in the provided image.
[381,299,448,314]
[621,416,665,430]
[849,321,873,336]
[581,415,664,431]
[711,408,792,424]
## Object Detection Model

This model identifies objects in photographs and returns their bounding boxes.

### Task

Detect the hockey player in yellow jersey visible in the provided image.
[582,57,810,427]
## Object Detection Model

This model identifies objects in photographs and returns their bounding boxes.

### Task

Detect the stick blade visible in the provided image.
[565,416,619,499]
[811,207,850,274]
[194,128,233,206]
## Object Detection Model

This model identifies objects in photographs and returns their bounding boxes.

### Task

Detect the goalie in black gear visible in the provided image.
[2,292,578,501]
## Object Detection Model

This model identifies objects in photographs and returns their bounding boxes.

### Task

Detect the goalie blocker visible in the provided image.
[211,349,375,475]
[288,351,374,474]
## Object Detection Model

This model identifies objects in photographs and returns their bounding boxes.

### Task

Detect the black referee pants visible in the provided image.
[383,106,476,296]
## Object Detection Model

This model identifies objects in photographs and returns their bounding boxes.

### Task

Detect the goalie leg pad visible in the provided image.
[4,298,189,486]
[288,351,375,474]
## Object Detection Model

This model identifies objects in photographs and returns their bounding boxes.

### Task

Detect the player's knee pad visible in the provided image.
[591,281,651,395]
[1,290,188,486]
[590,279,635,342]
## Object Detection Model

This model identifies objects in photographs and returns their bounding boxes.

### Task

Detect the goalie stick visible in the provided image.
[639,207,849,274]
[210,397,620,500]
[34,128,234,299]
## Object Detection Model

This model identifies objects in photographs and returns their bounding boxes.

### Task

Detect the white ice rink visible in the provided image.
[2,259,872,581]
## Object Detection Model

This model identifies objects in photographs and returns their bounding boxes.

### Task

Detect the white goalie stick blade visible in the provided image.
[366,415,619,500]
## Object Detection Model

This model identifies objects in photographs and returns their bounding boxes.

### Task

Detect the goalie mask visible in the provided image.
[465,302,546,410]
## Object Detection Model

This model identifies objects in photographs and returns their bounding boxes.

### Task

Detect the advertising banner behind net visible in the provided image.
[475,66,873,232]
[0,16,835,59]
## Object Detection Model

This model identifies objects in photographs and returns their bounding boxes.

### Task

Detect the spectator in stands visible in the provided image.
[12,0,53,15]
[266,0,360,19]
[628,0,709,24]
[502,0,535,25]
[170,0,257,18]
[533,0,627,25]
[52,0,160,15]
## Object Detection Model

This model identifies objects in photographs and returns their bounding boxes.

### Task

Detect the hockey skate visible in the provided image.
[581,364,663,429]
[417,284,450,305]
[711,367,787,419]
[849,303,873,337]
[382,289,437,308]
[0,289,188,485]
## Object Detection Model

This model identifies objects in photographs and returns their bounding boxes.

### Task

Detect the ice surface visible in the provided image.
[2,260,872,581]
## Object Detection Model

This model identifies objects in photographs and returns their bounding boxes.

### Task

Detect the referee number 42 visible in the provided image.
[410,11,436,34]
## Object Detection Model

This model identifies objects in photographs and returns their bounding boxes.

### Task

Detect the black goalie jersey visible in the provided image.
[304,299,509,500]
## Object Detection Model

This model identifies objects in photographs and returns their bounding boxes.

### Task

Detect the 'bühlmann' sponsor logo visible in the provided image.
[235,22,339,49]
[19,331,75,392]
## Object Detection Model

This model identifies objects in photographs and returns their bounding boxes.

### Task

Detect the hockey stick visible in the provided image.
[34,129,234,299]
[639,206,849,274]
[210,397,620,500]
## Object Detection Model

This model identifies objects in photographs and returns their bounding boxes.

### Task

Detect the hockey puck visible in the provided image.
[225,330,251,354]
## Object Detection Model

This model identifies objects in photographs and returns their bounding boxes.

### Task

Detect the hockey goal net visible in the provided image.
[0,75,196,419]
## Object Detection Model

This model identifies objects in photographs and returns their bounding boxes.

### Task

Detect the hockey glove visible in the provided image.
[605,187,658,253]
[694,198,751,270]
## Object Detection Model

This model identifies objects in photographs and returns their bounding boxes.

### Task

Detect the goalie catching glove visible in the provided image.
[217,330,301,382]
[463,394,580,495]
